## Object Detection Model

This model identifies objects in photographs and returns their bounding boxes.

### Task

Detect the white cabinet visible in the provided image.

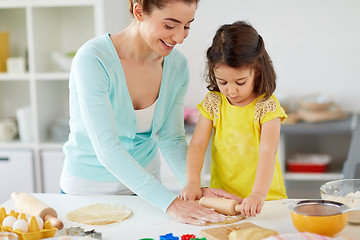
[41,150,64,193]
[0,150,34,203]
[0,0,104,193]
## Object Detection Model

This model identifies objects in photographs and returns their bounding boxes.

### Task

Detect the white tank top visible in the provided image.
[60,99,160,194]
[135,99,157,133]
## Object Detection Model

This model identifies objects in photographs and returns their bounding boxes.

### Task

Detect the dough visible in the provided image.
[66,203,132,225]
[228,227,278,240]
[205,215,245,226]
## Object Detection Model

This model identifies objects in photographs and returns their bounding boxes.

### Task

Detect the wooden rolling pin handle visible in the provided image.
[234,204,242,214]
[44,214,64,230]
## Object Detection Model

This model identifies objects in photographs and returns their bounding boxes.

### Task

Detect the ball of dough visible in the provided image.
[228,227,278,240]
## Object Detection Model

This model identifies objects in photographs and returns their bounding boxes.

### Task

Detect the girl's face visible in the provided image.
[139,1,197,57]
[214,65,257,107]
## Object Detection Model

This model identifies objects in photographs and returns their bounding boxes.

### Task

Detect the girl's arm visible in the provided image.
[179,115,213,200]
[240,117,281,217]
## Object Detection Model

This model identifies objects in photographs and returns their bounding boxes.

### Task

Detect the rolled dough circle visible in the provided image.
[66,203,132,225]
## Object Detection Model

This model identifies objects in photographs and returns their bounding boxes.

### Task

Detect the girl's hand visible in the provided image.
[178,184,202,201]
[166,198,226,225]
[201,187,243,203]
[238,193,265,217]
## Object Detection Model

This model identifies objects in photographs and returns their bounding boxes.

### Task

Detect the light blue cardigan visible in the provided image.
[63,34,189,212]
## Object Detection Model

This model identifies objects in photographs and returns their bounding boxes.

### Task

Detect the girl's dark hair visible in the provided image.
[129,0,199,16]
[206,21,276,99]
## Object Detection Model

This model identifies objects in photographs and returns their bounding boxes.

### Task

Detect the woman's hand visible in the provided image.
[178,184,202,201]
[201,188,243,203]
[166,198,225,225]
[238,193,265,217]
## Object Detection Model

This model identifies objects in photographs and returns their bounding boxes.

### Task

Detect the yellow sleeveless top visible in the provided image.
[197,91,287,200]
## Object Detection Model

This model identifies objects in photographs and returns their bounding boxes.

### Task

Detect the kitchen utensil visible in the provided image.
[200,222,260,240]
[320,179,360,223]
[64,227,102,239]
[11,192,63,230]
[289,199,358,236]
[199,197,242,216]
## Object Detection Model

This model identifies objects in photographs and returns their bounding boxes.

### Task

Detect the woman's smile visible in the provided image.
[161,39,175,48]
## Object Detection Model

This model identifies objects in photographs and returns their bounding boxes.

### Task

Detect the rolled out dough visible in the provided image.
[66,203,132,225]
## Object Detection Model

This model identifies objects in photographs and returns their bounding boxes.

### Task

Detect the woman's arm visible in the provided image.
[73,49,178,212]
[239,117,281,217]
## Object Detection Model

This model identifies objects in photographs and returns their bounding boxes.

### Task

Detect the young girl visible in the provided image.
[179,21,287,217]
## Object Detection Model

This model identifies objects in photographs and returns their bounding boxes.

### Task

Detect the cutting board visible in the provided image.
[200,222,261,240]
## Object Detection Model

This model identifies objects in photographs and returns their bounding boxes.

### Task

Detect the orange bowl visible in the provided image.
[290,200,348,236]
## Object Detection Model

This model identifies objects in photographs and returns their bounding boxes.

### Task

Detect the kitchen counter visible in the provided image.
[1,194,359,240]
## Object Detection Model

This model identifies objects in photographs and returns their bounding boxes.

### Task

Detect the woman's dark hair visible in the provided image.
[129,0,199,15]
[206,21,276,99]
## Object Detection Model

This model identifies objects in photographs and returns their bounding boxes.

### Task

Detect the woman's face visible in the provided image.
[214,65,257,107]
[139,1,197,56]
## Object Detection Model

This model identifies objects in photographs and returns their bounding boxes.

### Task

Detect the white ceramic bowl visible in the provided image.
[320,179,360,223]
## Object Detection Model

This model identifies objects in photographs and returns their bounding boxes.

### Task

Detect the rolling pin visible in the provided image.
[199,197,242,216]
[11,192,64,230]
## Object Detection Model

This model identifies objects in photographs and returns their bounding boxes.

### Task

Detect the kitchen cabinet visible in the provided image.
[41,150,64,194]
[0,0,104,192]
[280,114,357,198]
[0,150,34,203]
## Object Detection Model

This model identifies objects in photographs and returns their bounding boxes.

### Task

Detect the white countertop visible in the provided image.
[1,194,359,240]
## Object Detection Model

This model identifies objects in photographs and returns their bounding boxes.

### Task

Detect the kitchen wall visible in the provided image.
[106,0,360,112]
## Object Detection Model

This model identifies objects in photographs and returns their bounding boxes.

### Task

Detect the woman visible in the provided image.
[60,0,241,225]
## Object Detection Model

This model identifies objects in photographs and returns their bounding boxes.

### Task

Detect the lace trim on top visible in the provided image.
[254,98,276,122]
[202,92,221,119]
